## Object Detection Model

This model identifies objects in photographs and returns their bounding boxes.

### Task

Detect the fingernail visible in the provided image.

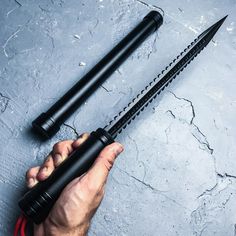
[54,154,62,165]
[82,133,89,139]
[115,145,124,155]
[79,133,89,139]
[28,178,35,187]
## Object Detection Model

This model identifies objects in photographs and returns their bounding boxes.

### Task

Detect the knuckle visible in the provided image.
[87,179,102,194]
[82,133,89,139]
[53,141,62,150]
[106,149,117,160]
[103,159,113,171]
[80,132,88,138]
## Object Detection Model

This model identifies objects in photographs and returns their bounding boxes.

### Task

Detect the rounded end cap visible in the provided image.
[32,113,60,139]
[19,190,52,224]
[144,10,163,30]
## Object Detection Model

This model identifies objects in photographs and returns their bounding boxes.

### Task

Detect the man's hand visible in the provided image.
[25,133,123,236]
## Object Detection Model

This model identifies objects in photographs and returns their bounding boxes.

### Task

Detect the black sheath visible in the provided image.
[32,11,163,138]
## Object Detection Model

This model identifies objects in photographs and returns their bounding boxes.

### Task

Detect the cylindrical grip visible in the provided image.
[18,128,113,224]
[32,11,163,138]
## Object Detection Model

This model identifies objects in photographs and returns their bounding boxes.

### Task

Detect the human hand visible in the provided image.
[25,133,123,236]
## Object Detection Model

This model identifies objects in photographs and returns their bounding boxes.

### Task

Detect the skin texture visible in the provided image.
[25,133,124,236]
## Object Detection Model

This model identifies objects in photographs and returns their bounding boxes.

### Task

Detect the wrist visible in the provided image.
[44,217,90,236]
[44,226,89,236]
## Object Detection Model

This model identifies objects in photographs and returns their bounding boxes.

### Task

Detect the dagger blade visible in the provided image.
[105,16,227,138]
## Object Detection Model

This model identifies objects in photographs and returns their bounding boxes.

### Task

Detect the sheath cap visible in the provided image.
[32,113,60,139]
[144,10,163,30]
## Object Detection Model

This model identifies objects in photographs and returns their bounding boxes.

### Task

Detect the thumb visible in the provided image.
[85,142,124,188]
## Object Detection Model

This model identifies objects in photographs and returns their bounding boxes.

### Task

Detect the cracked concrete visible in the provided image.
[0,0,236,235]
[0,93,10,113]
[63,123,80,138]
[190,176,235,236]
[168,91,214,155]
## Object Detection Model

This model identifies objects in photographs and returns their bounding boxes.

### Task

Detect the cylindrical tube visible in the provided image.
[32,11,163,138]
[18,128,114,224]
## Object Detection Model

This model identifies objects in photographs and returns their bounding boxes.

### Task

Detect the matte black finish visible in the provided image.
[19,16,226,225]
[32,11,163,138]
[19,128,113,224]
[105,16,228,138]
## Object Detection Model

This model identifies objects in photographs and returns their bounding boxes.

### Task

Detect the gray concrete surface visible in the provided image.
[0,0,236,235]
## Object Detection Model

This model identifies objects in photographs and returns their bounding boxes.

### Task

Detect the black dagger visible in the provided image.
[19,16,227,224]
[105,15,227,138]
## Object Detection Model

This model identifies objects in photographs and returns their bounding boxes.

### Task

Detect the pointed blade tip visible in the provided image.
[221,15,228,22]
[204,14,228,36]
[218,15,228,26]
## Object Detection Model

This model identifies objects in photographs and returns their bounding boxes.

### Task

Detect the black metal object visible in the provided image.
[105,15,228,138]
[32,11,163,138]
[19,16,227,224]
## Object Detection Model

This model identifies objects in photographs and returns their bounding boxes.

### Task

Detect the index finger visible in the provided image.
[52,133,90,167]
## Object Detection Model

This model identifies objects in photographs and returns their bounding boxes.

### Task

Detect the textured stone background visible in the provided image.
[0,0,236,235]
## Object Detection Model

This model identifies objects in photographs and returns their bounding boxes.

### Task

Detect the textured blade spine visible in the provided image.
[104,17,226,138]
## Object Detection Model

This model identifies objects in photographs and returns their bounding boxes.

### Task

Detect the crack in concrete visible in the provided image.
[88,29,93,37]
[169,91,213,155]
[127,134,139,161]
[133,0,162,59]
[14,0,22,7]
[2,27,23,58]
[191,124,214,155]
[0,93,10,113]
[164,123,172,144]
[170,91,195,124]
[88,18,99,37]
[191,172,235,235]
[116,166,191,211]
[222,194,232,207]
[165,93,235,224]
[116,166,162,192]
[192,172,236,236]
[136,0,208,36]
[63,123,79,138]
[6,1,21,18]
[101,85,112,93]
[128,172,156,191]
[48,33,55,55]
[147,30,158,59]
[197,182,218,199]
[138,160,147,181]
[93,18,99,29]
[166,91,223,235]
[191,197,231,235]
[38,4,56,58]
[116,69,122,75]
[217,172,236,180]
[59,0,65,7]
[136,0,165,17]
[166,110,176,119]
[38,5,51,13]
[213,119,219,130]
